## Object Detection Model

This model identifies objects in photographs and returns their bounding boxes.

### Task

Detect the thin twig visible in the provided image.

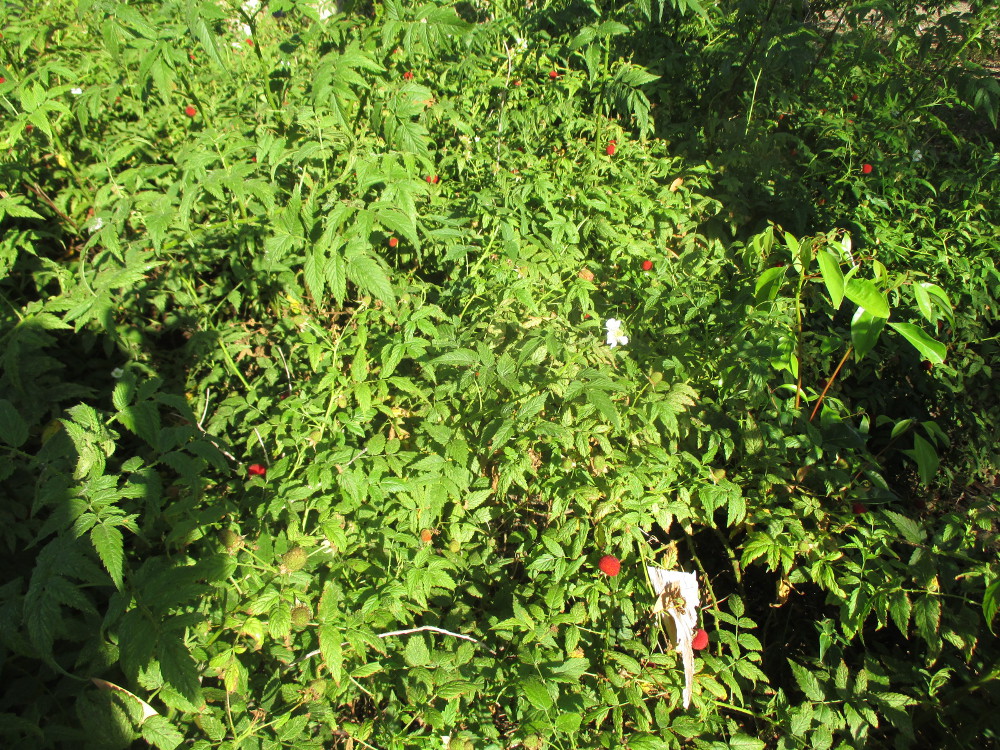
[809,346,853,422]
[253,427,270,466]
[24,181,79,230]
[299,625,490,664]
[274,345,292,391]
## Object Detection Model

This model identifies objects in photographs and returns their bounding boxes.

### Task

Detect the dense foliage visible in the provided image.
[1,0,999,747]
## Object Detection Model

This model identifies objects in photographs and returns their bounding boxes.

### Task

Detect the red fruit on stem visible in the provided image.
[0,77,5,84]
[248,464,267,478]
[389,236,399,247]
[598,555,621,577]
[403,71,414,80]
[549,70,558,79]
[851,93,859,101]
[245,38,253,46]
[852,502,867,514]
[184,105,197,117]
[513,80,522,87]
[606,141,617,156]
[861,163,873,174]
[642,260,653,271]
[692,628,709,650]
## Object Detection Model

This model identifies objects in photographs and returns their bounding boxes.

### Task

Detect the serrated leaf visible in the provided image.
[91,522,125,589]
[520,677,553,710]
[347,252,395,306]
[141,715,184,750]
[158,635,202,704]
[788,660,825,701]
[914,594,941,643]
[0,399,28,447]
[403,635,429,666]
[983,578,1000,633]
[319,624,343,684]
[889,589,911,636]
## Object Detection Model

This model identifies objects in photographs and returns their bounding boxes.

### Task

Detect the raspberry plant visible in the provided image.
[1,0,999,748]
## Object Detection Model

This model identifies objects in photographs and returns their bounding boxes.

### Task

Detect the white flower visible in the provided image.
[605,318,628,348]
[647,567,700,708]
[89,217,104,233]
[513,36,527,53]
[474,136,480,142]
[111,367,124,379]
[71,87,83,95]
[420,17,428,23]
[911,148,923,162]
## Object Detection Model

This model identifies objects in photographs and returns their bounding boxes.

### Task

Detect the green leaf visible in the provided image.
[754,265,785,303]
[816,249,845,309]
[519,677,553,710]
[845,278,889,318]
[851,307,886,360]
[0,399,28,447]
[729,735,767,750]
[984,578,1000,633]
[403,636,429,666]
[141,715,184,750]
[889,589,912,636]
[158,635,202,704]
[788,660,825,701]
[91,522,125,589]
[913,594,941,644]
[320,625,344,684]
[347,252,396,307]
[887,322,946,364]
[902,433,940,485]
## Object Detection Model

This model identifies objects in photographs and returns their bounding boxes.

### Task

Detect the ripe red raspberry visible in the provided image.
[642,260,653,271]
[549,70,558,79]
[692,628,709,650]
[852,502,868,514]
[248,463,267,477]
[389,237,398,247]
[403,71,414,80]
[513,80,522,87]
[426,175,439,184]
[606,140,617,156]
[598,555,620,576]
[861,163,873,174]
[184,105,197,117]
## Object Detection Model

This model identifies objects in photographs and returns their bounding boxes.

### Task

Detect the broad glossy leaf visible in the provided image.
[845,279,889,318]
[887,322,946,364]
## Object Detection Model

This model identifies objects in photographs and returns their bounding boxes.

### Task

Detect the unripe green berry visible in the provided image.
[282,546,308,573]
[291,605,311,627]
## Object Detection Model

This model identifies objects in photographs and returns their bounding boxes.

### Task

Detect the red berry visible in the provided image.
[25,124,33,132]
[425,175,438,184]
[861,163,873,174]
[184,105,197,117]
[598,555,621,576]
[642,260,653,271]
[851,93,859,101]
[606,141,617,156]
[549,70,558,79]
[0,77,5,84]
[852,502,867,514]
[245,38,253,46]
[248,464,267,478]
[692,628,709,650]
[389,237,398,247]
[403,71,414,80]
[513,80,522,87]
